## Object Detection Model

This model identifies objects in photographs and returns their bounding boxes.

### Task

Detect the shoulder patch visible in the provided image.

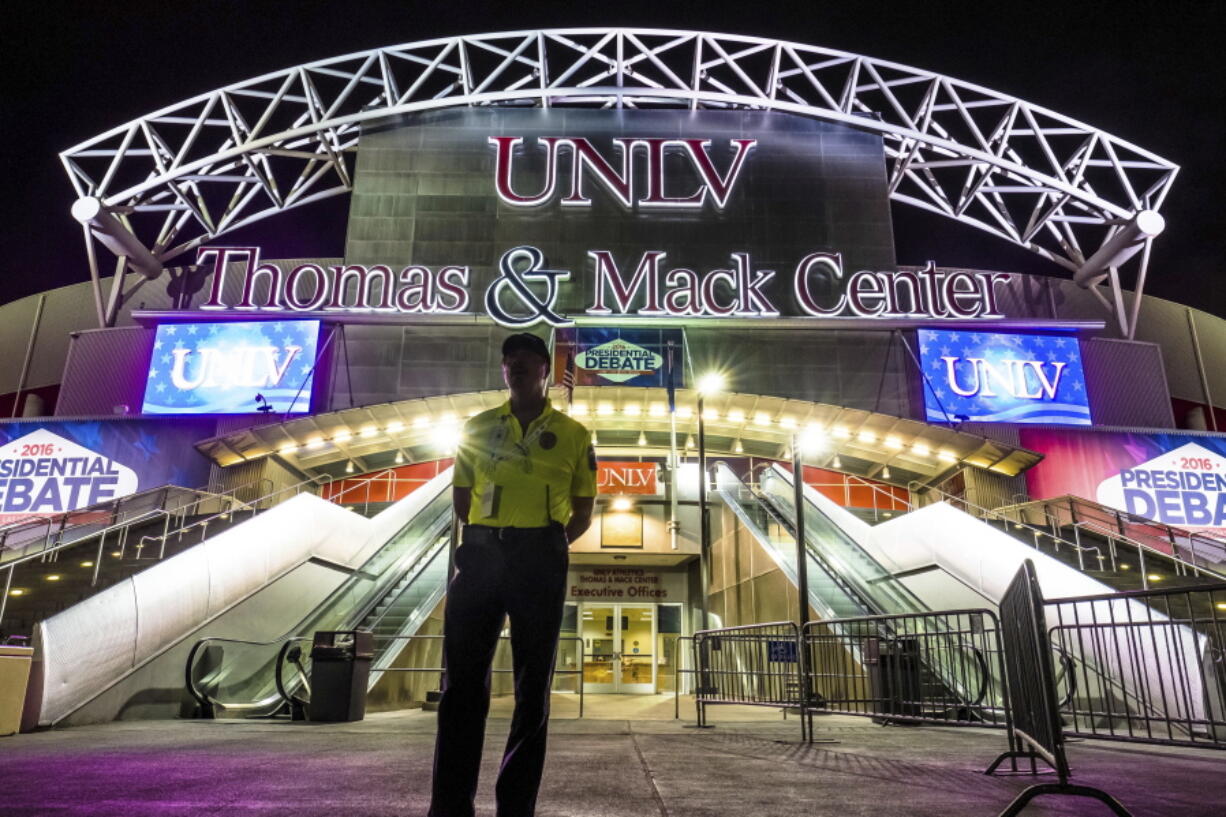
[587,445,597,471]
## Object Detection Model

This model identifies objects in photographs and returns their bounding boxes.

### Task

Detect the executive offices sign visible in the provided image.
[177,109,1018,328]
[917,329,1091,425]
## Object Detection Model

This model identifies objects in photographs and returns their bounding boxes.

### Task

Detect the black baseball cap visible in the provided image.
[501,333,551,368]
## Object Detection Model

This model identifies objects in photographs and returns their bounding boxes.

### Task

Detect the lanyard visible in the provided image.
[481,411,553,478]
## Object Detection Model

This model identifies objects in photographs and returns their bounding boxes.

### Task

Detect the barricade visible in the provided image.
[801,608,1009,732]
[692,622,805,737]
[986,560,1132,817]
[1045,580,1226,748]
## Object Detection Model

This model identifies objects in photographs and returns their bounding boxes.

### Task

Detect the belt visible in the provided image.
[463,523,557,543]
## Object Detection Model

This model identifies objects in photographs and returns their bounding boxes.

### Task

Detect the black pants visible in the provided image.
[428,524,569,817]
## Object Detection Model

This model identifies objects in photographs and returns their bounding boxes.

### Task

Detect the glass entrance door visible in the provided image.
[581,604,656,694]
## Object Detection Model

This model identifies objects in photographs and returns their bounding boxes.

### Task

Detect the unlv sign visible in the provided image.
[490,136,756,209]
[188,129,1014,327]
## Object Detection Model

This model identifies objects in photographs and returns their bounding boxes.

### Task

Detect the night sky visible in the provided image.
[4,1,1223,317]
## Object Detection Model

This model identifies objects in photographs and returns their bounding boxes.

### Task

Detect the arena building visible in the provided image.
[1,29,1223,731]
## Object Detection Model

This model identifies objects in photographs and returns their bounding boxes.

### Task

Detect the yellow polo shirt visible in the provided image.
[454,399,597,527]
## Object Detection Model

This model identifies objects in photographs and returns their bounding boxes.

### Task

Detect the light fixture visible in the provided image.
[881,465,891,479]
[278,443,298,456]
[332,429,352,444]
[345,461,355,474]
[1147,574,1162,582]
[1216,602,1226,611]
[360,425,380,439]
[676,407,693,420]
[439,412,456,425]
[648,403,666,417]
[733,438,744,454]
[394,451,405,464]
[697,372,726,396]
[858,430,876,444]
[798,425,824,454]
[912,443,930,457]
[611,496,633,512]
[779,416,797,430]
[703,408,719,421]
[832,455,842,469]
[938,450,957,463]
[833,427,851,439]
[110,551,122,558]
[591,430,599,445]
[753,412,772,426]
[685,435,695,449]
[387,420,407,433]
[46,574,61,582]
[624,404,641,416]
[727,409,745,423]
[597,403,614,416]
[884,436,903,450]
[306,437,325,450]
[637,431,647,446]
[9,589,24,597]
[571,403,589,416]
[413,417,433,430]
[1120,564,1131,570]
[437,425,462,453]
[80,561,94,568]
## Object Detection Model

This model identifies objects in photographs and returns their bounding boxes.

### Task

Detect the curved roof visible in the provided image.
[62,28,1176,284]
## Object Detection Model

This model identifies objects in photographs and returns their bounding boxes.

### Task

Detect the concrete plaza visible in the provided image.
[0,695,1221,816]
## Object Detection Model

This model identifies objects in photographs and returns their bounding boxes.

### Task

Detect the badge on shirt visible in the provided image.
[480,485,501,518]
[539,431,557,450]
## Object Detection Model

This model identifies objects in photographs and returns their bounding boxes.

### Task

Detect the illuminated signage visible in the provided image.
[490,135,756,210]
[195,247,1012,328]
[554,328,684,389]
[597,462,660,495]
[1096,443,1226,529]
[0,429,139,522]
[142,320,321,415]
[918,329,1090,425]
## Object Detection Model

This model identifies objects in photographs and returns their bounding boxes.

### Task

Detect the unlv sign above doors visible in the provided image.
[490,136,756,210]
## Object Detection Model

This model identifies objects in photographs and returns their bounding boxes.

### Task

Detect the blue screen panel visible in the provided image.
[917,329,1091,425]
[142,320,321,415]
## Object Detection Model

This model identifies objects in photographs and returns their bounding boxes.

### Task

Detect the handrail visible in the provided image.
[912,481,1111,574]
[997,494,1226,579]
[183,481,453,716]
[752,462,913,519]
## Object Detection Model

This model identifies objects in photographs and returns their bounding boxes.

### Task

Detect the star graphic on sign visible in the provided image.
[187,325,198,335]
[1048,351,1058,360]
[274,322,284,332]
[161,354,171,364]
[164,325,177,335]
[148,369,157,379]
[1034,336,1046,346]
[1067,351,1077,361]
[154,340,163,350]
[940,345,952,356]
[934,388,946,399]
[970,333,982,344]
[1055,337,1067,347]
[932,359,943,370]
[1073,381,1083,391]
[155,382,167,393]
[300,365,312,376]
[919,344,929,355]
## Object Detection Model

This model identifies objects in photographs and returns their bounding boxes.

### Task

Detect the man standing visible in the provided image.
[429,333,596,817]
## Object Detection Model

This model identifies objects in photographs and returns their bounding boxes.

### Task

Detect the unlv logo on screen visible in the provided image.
[489,136,756,210]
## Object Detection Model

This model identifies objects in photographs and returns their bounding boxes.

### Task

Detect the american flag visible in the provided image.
[561,349,576,406]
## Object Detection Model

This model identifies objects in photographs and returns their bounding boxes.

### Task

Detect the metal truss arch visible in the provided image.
[61,28,1178,334]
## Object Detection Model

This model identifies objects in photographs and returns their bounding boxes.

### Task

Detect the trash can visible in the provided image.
[0,645,34,736]
[307,630,373,722]
[865,636,922,722]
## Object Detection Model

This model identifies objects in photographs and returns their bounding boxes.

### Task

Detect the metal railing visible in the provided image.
[996,494,1226,583]
[801,608,1009,730]
[0,473,341,636]
[693,622,806,736]
[1046,581,1226,748]
[914,482,1116,575]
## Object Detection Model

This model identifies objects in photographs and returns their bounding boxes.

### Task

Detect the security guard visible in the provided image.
[429,332,595,817]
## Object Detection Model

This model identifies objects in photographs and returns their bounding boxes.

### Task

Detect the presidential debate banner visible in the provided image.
[553,327,686,388]
[142,319,321,415]
[0,420,215,523]
[1021,428,1226,532]
[918,329,1090,425]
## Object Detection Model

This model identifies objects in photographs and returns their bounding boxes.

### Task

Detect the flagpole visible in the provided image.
[666,340,679,553]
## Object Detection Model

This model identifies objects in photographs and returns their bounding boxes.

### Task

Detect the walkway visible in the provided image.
[0,696,1220,816]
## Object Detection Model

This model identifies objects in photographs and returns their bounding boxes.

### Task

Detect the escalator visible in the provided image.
[185,483,453,719]
[713,462,1000,719]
